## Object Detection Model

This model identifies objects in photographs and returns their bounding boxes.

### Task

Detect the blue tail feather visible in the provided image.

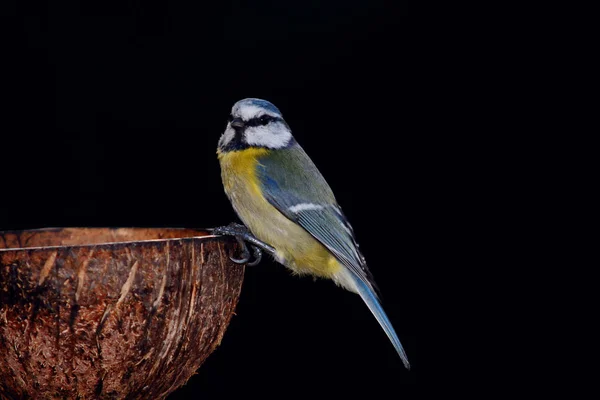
[352,275,410,370]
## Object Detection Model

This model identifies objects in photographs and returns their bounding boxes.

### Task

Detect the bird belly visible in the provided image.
[243,202,340,278]
[219,149,341,279]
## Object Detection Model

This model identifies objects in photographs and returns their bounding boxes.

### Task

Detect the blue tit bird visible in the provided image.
[215,98,410,369]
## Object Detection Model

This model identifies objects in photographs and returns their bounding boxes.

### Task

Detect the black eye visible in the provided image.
[259,115,271,125]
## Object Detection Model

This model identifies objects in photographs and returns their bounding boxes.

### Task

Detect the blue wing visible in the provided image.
[256,145,378,295]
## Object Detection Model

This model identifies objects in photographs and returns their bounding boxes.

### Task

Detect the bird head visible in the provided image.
[218,98,293,152]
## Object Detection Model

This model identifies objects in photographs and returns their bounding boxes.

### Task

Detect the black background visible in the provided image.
[2,1,417,395]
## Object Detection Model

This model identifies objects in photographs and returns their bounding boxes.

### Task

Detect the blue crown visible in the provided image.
[236,98,282,116]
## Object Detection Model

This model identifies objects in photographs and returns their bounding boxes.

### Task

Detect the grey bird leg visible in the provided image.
[209,223,276,266]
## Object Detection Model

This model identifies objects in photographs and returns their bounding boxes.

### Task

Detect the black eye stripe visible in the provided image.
[245,115,282,127]
[259,115,272,124]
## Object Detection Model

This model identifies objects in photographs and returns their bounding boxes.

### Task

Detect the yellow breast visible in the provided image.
[217,148,341,278]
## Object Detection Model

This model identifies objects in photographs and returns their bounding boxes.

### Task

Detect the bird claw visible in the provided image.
[247,246,263,267]
[209,223,275,266]
[229,237,252,264]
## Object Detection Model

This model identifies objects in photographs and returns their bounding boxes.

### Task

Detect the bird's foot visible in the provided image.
[209,223,276,266]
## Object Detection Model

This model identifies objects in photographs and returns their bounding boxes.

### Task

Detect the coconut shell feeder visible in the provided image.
[0,227,245,399]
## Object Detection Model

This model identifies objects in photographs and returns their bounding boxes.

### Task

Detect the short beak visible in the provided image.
[230,118,245,129]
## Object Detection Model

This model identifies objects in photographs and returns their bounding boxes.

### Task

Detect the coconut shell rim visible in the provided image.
[0,227,222,253]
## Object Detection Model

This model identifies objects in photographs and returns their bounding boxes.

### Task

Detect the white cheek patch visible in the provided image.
[244,122,292,149]
[218,126,236,148]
